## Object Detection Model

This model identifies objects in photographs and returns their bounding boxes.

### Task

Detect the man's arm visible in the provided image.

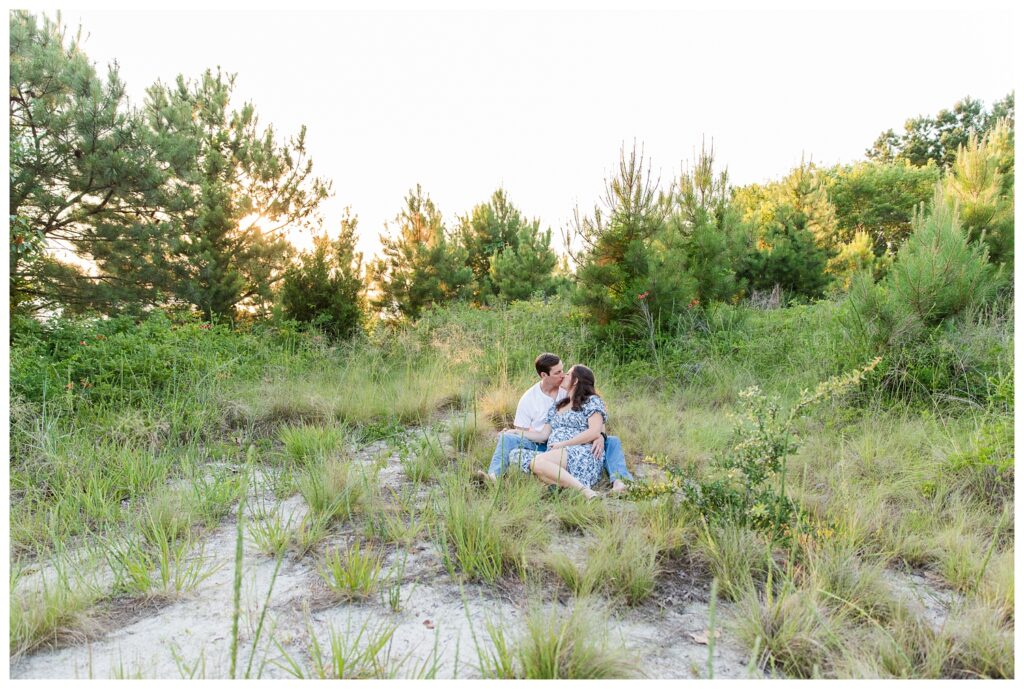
[511,392,534,432]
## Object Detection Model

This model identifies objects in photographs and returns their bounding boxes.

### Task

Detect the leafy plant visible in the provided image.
[629,358,881,537]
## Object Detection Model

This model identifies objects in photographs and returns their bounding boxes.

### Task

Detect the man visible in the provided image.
[474,352,632,492]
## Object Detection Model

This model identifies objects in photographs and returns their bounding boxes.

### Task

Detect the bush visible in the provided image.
[887,189,1002,327]
[845,190,1002,348]
[278,215,365,339]
[9,311,314,409]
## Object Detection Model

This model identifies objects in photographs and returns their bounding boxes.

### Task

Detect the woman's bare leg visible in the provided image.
[533,448,569,470]
[531,455,598,498]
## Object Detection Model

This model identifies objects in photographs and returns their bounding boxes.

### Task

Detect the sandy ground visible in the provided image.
[9,421,958,680]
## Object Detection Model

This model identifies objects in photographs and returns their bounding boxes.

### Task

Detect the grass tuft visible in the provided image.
[318,541,384,601]
[510,598,642,679]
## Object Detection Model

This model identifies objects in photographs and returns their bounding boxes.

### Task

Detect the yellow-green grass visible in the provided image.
[278,424,347,466]
[435,472,549,583]
[486,598,643,679]
[550,514,661,605]
[225,356,466,432]
[9,557,105,659]
[297,459,375,524]
[317,541,384,601]
[275,617,401,679]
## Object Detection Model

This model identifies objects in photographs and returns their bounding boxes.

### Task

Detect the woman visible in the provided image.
[509,364,607,499]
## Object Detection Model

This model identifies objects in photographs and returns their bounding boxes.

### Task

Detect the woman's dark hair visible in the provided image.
[556,365,598,412]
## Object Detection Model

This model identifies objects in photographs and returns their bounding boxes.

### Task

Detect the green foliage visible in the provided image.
[847,188,1002,355]
[866,93,1014,169]
[370,185,473,320]
[941,120,1014,268]
[457,188,558,302]
[733,162,838,300]
[279,211,365,339]
[96,68,331,320]
[889,196,1002,325]
[946,370,1014,502]
[739,205,832,300]
[569,144,678,337]
[9,11,160,315]
[9,310,307,412]
[630,359,881,536]
[488,224,559,302]
[824,160,939,253]
[826,230,892,292]
[664,141,750,305]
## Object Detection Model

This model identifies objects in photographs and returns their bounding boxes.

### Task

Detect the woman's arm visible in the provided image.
[549,412,603,449]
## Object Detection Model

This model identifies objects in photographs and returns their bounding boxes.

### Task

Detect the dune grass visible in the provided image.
[7,296,1013,678]
[318,541,384,601]
[480,598,643,679]
[434,470,549,583]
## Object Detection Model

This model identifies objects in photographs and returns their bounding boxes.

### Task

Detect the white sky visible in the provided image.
[43,4,1018,259]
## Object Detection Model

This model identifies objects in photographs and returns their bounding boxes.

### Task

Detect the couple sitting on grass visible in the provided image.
[474,353,632,499]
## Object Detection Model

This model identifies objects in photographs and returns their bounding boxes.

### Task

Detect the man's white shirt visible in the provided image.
[514,382,568,431]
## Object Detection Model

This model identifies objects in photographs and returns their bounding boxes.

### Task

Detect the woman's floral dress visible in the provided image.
[510,395,607,488]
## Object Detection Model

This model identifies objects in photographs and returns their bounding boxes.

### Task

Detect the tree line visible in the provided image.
[9,10,1015,344]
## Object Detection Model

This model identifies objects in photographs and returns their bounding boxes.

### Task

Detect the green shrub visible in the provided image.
[846,188,1003,355]
[888,190,1002,326]
[278,215,365,340]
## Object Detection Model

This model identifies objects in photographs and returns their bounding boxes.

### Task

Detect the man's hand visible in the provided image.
[590,434,605,460]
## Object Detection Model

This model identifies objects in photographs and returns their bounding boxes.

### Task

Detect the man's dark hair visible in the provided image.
[535,352,561,377]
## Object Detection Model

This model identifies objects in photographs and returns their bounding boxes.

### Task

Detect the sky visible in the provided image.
[51,5,1017,259]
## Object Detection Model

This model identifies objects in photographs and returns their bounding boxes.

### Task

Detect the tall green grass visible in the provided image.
[8,293,1014,679]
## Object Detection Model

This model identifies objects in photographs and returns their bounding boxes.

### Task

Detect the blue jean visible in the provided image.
[487,431,633,482]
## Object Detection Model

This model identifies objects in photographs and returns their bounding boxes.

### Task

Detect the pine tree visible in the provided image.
[9,11,161,315]
[279,210,365,338]
[95,68,330,321]
[783,161,839,249]
[739,205,832,300]
[665,141,750,304]
[826,230,890,292]
[732,161,839,300]
[570,143,672,330]
[889,188,1001,326]
[456,188,528,301]
[489,225,559,301]
[941,119,1014,268]
[370,185,473,320]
